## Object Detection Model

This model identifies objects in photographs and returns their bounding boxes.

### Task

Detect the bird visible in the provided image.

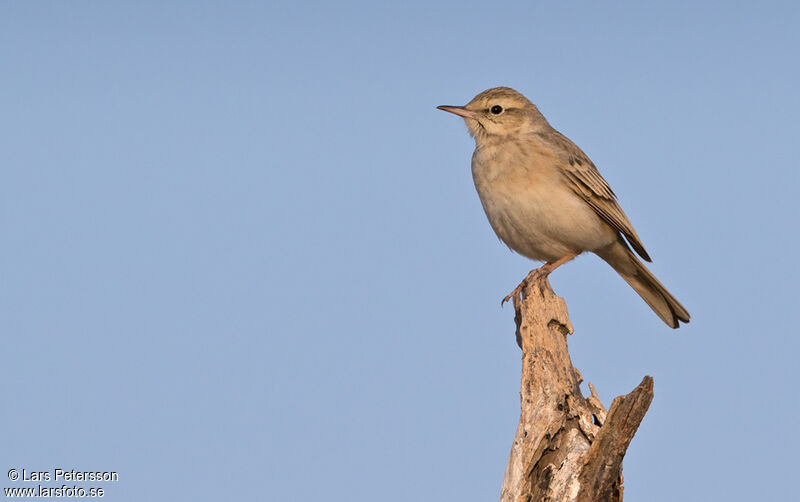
[437,86,689,328]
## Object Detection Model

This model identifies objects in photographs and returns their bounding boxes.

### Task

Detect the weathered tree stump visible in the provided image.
[500,278,653,502]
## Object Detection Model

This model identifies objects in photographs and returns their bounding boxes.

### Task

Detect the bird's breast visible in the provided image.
[470,140,615,261]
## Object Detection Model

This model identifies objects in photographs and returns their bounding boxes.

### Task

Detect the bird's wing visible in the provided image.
[543,130,652,262]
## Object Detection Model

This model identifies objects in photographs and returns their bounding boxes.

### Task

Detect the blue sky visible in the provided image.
[2,2,798,500]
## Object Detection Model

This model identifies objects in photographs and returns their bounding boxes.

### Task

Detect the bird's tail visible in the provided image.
[596,239,690,328]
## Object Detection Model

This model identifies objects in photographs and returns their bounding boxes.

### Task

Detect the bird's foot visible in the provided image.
[501,266,553,308]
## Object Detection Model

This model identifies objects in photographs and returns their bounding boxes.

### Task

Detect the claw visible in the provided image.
[501,268,546,307]
[500,253,579,309]
[501,290,518,307]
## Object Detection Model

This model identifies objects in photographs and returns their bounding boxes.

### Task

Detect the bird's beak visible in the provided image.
[437,105,478,119]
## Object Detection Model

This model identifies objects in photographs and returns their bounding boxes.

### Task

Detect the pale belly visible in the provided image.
[472,155,617,262]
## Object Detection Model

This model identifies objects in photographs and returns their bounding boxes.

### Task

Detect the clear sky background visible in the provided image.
[2,2,798,500]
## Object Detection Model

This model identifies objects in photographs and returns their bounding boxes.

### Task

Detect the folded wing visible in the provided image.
[543,130,652,262]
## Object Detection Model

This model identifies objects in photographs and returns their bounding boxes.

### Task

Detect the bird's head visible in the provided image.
[438,87,548,141]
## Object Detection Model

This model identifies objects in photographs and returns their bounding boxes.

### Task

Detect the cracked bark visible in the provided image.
[499,278,654,502]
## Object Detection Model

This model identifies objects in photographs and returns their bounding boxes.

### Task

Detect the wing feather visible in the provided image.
[542,130,652,262]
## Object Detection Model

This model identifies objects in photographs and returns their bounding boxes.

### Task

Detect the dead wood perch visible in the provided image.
[500,278,654,502]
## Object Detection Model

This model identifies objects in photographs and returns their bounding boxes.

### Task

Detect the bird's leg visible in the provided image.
[502,252,579,307]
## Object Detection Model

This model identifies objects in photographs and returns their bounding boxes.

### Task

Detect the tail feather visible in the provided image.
[596,240,690,328]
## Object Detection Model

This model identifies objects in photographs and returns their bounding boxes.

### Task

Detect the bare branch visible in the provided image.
[500,278,654,502]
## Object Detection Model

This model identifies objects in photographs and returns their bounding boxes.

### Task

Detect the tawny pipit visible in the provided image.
[438,87,689,328]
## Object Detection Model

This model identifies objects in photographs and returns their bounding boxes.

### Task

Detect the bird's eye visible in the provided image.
[490,105,503,115]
